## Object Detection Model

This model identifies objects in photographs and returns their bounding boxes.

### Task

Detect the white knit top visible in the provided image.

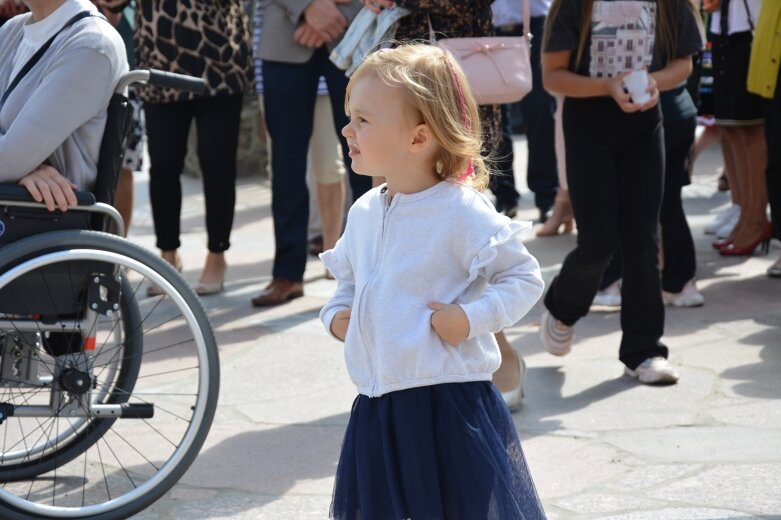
[320,180,544,398]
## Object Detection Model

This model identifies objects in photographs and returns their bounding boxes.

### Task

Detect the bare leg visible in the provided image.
[492,331,520,393]
[198,251,227,286]
[317,180,345,252]
[114,167,134,236]
[720,128,742,208]
[537,188,574,236]
[692,125,720,163]
[160,249,181,269]
[722,126,769,247]
[732,126,769,247]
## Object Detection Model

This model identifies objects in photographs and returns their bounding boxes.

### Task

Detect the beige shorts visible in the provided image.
[260,95,345,184]
[309,96,345,185]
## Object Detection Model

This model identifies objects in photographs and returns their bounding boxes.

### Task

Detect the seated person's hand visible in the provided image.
[330,308,352,341]
[429,302,469,346]
[18,164,78,212]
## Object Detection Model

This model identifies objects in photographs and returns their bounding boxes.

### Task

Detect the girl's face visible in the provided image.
[342,74,422,180]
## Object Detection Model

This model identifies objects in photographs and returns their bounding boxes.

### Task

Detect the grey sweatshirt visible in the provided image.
[320,181,544,398]
[0,1,128,190]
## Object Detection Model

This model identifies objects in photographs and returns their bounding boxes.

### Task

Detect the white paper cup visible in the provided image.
[623,70,650,105]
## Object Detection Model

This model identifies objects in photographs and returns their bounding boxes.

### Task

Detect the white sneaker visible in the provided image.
[592,279,622,307]
[540,311,574,356]
[705,204,740,235]
[625,357,679,384]
[716,209,741,239]
[663,279,705,308]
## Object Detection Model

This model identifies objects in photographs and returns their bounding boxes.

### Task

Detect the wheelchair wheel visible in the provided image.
[0,230,219,519]
[0,274,142,480]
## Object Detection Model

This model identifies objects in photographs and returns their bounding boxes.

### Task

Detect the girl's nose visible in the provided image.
[341,123,352,138]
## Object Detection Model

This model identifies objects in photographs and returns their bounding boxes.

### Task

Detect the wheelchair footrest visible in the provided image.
[91,403,154,419]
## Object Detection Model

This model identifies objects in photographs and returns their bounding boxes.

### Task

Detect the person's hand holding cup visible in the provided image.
[623,69,651,105]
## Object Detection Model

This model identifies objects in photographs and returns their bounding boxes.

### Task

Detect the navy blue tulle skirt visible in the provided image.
[331,382,547,520]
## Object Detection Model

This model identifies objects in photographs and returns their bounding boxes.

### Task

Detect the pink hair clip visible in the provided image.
[446,59,475,182]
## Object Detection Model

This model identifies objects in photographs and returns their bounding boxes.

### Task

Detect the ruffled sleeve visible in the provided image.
[460,220,544,339]
[319,233,357,341]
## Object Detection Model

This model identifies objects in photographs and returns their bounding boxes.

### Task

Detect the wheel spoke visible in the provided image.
[0,234,218,518]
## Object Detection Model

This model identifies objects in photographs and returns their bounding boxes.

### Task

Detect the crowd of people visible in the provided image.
[1,0,779,518]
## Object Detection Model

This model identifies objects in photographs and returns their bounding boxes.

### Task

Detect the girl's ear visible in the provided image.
[409,123,434,153]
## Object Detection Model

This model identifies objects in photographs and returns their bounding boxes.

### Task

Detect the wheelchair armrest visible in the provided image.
[0,184,96,206]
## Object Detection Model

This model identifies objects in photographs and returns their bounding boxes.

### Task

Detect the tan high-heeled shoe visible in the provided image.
[537,190,574,237]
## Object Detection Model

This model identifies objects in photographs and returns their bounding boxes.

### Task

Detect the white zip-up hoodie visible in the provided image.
[320,181,545,398]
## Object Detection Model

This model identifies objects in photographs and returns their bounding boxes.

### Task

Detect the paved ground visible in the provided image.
[127,135,781,520]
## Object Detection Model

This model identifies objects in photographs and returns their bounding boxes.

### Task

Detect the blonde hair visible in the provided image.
[346,44,489,191]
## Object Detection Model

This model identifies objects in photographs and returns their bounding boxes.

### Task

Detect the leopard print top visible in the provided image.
[134,0,253,104]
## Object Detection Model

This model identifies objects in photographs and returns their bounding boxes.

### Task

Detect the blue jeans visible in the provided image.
[263,48,371,281]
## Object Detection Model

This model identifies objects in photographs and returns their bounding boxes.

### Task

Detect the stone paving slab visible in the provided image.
[126,135,781,519]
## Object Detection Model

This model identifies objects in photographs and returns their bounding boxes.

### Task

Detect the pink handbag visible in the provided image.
[429,0,532,105]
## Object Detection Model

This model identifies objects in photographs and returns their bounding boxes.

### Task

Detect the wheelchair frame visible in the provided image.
[0,70,219,520]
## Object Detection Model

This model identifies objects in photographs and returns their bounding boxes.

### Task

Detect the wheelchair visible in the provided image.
[0,70,219,519]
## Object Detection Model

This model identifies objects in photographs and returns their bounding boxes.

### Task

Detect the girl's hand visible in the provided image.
[18,165,78,212]
[331,308,352,341]
[638,73,660,112]
[362,0,396,14]
[606,74,641,113]
[428,302,469,346]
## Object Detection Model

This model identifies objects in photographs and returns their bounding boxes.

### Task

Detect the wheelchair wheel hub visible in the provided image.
[59,368,92,395]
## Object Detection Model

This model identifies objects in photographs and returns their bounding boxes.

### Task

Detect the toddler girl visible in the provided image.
[320,44,547,520]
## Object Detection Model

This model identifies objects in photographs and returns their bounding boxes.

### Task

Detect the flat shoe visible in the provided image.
[193,280,224,296]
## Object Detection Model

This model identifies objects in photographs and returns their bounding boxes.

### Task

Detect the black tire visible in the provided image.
[0,230,219,520]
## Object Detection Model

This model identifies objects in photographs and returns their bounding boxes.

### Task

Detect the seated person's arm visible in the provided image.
[0,44,117,207]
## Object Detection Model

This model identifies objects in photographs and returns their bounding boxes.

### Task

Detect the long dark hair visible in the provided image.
[544,0,703,71]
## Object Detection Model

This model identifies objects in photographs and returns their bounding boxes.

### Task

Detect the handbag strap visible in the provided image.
[0,11,94,113]
[427,0,532,43]
[741,0,755,32]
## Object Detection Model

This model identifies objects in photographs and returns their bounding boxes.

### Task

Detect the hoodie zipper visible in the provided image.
[355,189,393,397]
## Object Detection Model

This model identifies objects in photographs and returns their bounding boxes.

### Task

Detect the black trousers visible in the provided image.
[544,97,667,370]
[144,94,243,253]
[494,17,558,212]
[765,68,781,241]
[600,114,698,293]
[491,104,521,207]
